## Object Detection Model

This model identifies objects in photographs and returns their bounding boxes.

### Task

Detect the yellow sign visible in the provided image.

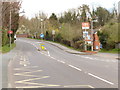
[40,43,45,50]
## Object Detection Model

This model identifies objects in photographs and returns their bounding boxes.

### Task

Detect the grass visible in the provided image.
[99,48,120,54]
[28,38,81,51]
[28,37,119,54]
[45,40,81,51]
[0,43,16,53]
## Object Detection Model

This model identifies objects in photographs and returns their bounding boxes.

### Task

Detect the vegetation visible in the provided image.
[0,43,16,53]
[18,3,119,52]
[0,1,21,53]
[1,1,21,46]
[100,49,120,53]
[98,22,119,50]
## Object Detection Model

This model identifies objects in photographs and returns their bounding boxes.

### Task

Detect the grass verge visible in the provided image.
[99,49,120,54]
[28,38,81,51]
[45,40,82,52]
[0,43,16,53]
[27,38,119,54]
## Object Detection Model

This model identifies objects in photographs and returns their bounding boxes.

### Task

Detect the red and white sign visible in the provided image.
[8,30,13,34]
[82,22,90,29]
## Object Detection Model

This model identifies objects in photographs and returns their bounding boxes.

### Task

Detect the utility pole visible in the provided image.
[40,19,44,41]
[91,19,98,51]
[91,20,93,51]
[84,29,87,51]
[9,1,12,48]
[82,22,89,51]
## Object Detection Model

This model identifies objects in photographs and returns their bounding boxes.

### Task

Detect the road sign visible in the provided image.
[8,30,13,34]
[40,43,45,50]
[40,33,44,38]
[82,22,90,29]
[83,31,88,38]
[52,30,55,35]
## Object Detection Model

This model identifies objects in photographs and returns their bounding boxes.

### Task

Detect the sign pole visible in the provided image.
[53,35,54,41]
[9,1,11,48]
[52,30,55,42]
[84,29,87,51]
[91,21,93,51]
[40,33,44,43]
[9,34,11,48]
[82,22,90,51]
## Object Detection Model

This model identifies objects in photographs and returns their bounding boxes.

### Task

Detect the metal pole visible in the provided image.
[41,19,43,42]
[53,35,54,41]
[41,20,42,33]
[9,34,11,47]
[44,20,45,33]
[91,20,93,51]
[85,29,87,51]
[9,2,11,48]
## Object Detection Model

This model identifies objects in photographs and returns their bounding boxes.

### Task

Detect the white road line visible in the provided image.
[50,57,56,59]
[84,57,93,60]
[88,73,114,85]
[58,61,65,64]
[48,51,50,56]
[24,64,27,67]
[75,55,117,63]
[68,65,82,71]
[57,60,60,62]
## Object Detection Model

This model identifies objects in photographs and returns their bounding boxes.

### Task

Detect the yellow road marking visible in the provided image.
[16,82,60,87]
[14,66,39,70]
[88,85,95,88]
[16,86,47,88]
[14,74,38,77]
[64,85,94,88]
[16,84,60,88]
[14,70,42,75]
[14,70,43,78]
[20,61,30,65]
[22,70,42,74]
[15,76,50,83]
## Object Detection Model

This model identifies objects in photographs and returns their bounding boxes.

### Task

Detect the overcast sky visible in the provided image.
[21,0,119,19]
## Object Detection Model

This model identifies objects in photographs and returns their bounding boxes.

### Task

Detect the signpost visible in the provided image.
[82,22,90,29]
[83,31,88,38]
[82,22,90,51]
[8,30,13,48]
[8,30,13,34]
[40,33,44,38]
[40,33,45,50]
[52,30,55,41]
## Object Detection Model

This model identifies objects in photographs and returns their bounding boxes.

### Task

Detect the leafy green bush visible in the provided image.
[2,29,9,46]
[55,33,63,42]
[98,23,119,50]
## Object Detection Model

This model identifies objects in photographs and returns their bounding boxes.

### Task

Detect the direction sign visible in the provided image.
[8,30,13,34]
[83,31,88,38]
[40,33,44,38]
[82,22,90,29]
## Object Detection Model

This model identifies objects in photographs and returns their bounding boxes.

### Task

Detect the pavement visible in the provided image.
[1,38,119,88]
[0,53,2,89]
[1,48,17,89]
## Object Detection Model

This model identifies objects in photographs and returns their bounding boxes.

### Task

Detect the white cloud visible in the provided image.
[21,0,119,19]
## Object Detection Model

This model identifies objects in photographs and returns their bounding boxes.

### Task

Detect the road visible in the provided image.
[6,38,118,88]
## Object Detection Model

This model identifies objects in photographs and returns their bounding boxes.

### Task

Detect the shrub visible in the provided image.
[55,33,63,42]
[2,29,9,46]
